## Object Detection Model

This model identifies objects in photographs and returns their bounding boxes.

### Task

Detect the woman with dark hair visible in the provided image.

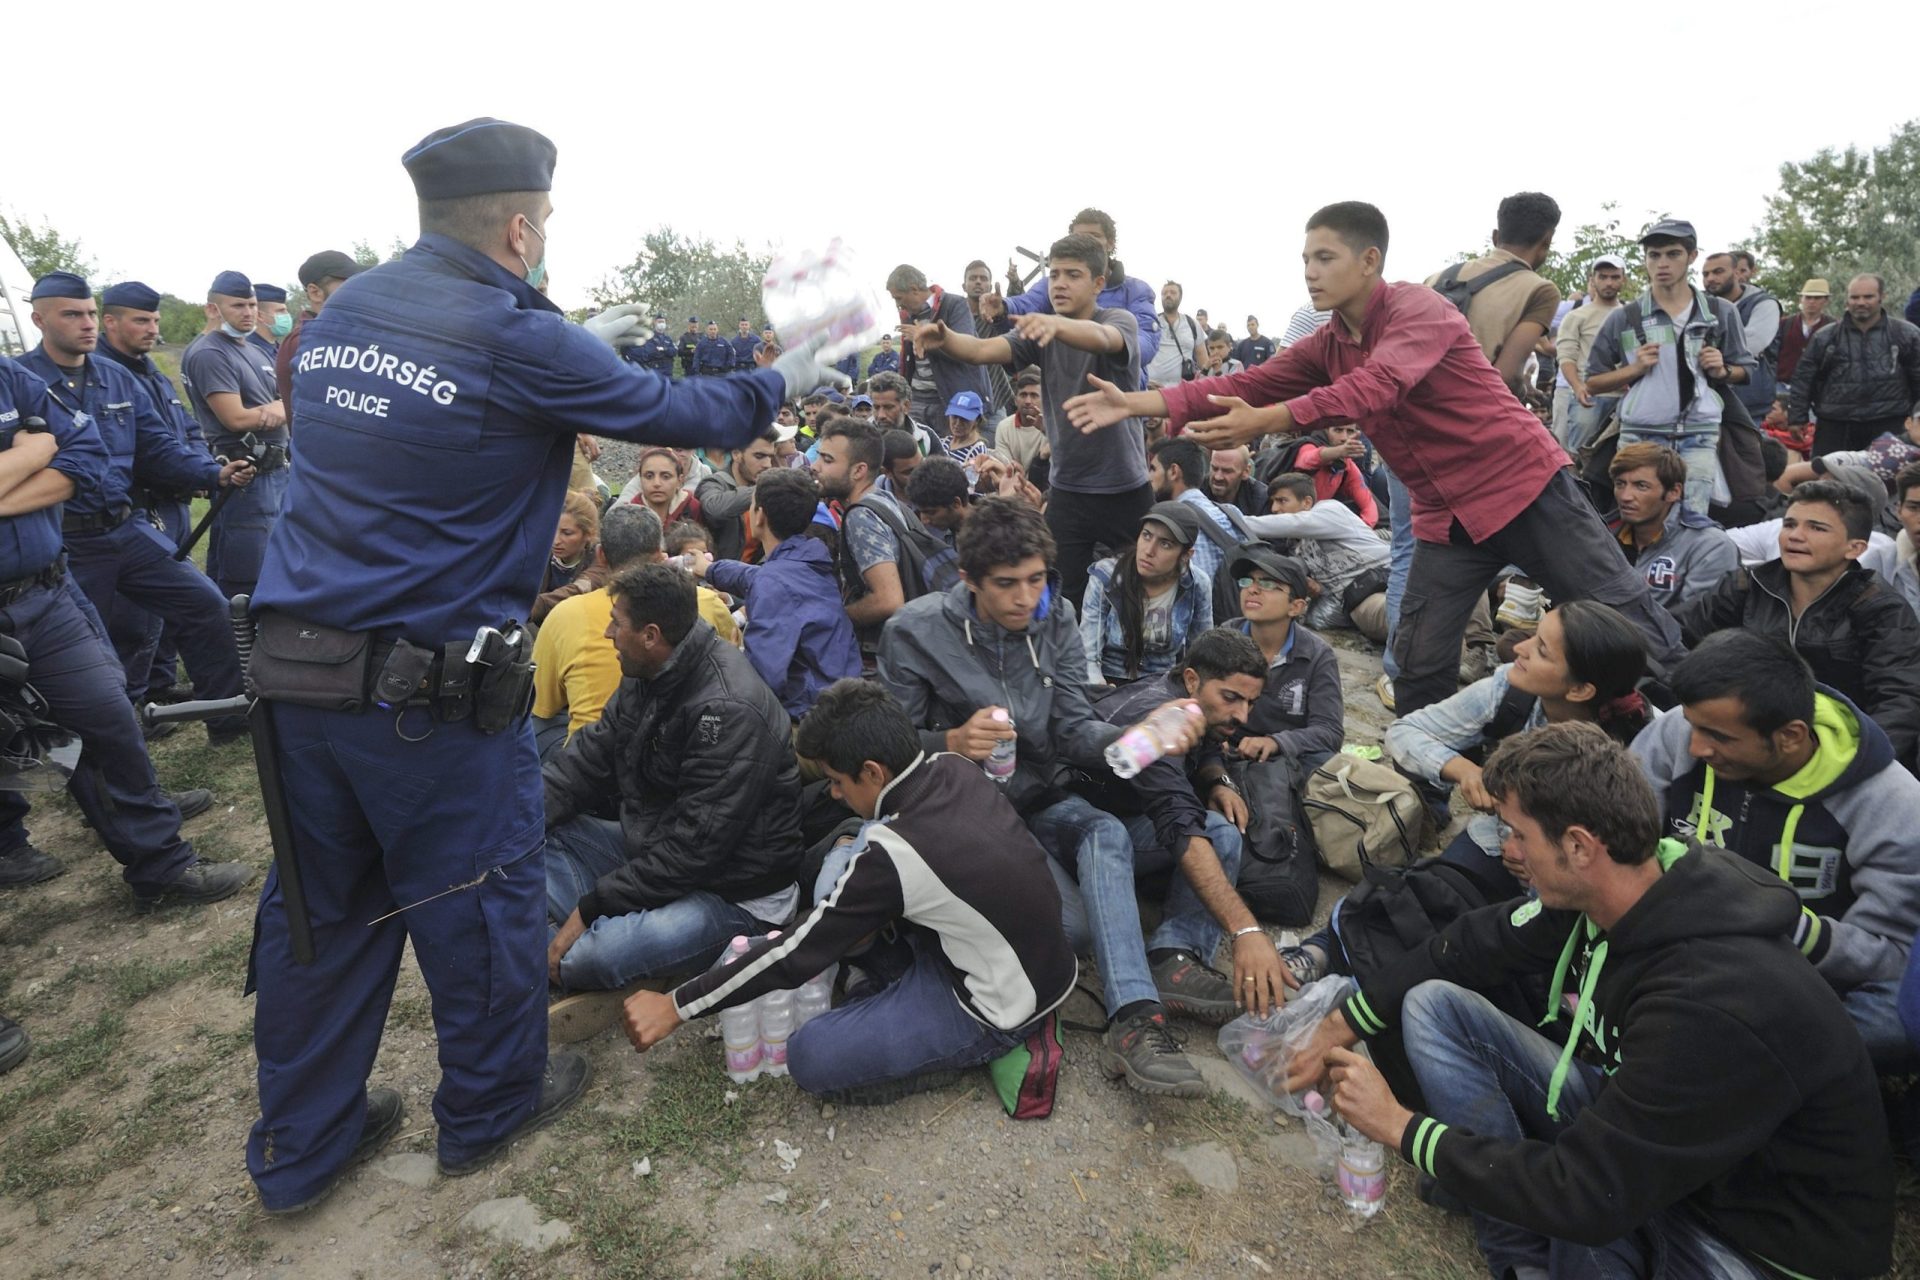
[1281,600,1651,986]
[1079,504,1213,686]
[533,490,606,622]
[620,447,702,530]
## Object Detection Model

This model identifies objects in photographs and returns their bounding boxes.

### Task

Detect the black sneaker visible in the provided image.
[1098,1009,1205,1097]
[0,843,65,889]
[143,719,180,742]
[207,723,250,749]
[815,1069,966,1108]
[131,860,256,913]
[170,789,214,821]
[1149,950,1239,1025]
[438,1049,590,1177]
[0,1015,29,1075]
[1280,945,1325,989]
[262,1088,405,1216]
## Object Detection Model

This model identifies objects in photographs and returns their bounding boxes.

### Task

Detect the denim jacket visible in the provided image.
[1080,557,1213,684]
[1384,665,1542,855]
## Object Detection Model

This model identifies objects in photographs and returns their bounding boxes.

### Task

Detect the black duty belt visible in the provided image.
[62,505,132,536]
[0,560,65,608]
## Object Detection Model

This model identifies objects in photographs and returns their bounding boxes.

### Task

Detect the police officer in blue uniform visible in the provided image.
[250,283,292,359]
[833,350,860,386]
[868,332,900,375]
[179,271,289,601]
[96,280,225,704]
[19,273,254,739]
[676,316,700,378]
[694,319,733,375]
[626,313,678,377]
[729,316,763,372]
[245,116,847,1214]
[0,353,254,904]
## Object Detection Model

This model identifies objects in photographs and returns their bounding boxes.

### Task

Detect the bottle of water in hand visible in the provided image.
[1104,702,1205,779]
[984,709,1016,784]
[1304,1090,1386,1223]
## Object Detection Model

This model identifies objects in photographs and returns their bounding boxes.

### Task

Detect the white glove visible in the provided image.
[771,335,853,400]
[582,303,648,351]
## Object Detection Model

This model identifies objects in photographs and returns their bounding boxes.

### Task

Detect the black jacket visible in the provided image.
[1675,558,1920,763]
[543,622,803,921]
[1349,843,1892,1278]
[1079,672,1227,853]
[1790,312,1920,425]
[899,288,991,420]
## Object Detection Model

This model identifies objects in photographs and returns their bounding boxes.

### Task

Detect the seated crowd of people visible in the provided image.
[8,187,1918,1276]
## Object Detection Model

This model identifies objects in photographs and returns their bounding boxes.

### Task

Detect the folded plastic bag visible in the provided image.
[1217,974,1354,1116]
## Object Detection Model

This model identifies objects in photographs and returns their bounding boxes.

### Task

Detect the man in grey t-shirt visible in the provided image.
[906,233,1151,607]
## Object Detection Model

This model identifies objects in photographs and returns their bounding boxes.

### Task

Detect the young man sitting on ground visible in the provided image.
[542,565,804,1036]
[1674,478,1920,764]
[1241,470,1390,638]
[1605,442,1739,612]
[1286,421,1379,526]
[1285,722,1893,1280]
[617,680,1079,1105]
[1632,630,1920,1069]
[878,497,1225,1095]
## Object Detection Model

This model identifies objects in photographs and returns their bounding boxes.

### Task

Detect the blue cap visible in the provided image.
[209,270,253,298]
[850,393,872,409]
[30,271,90,300]
[1640,219,1698,249]
[254,283,287,303]
[101,281,162,311]
[945,390,984,421]
[402,117,556,200]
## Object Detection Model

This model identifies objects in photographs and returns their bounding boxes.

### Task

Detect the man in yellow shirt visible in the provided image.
[532,505,738,758]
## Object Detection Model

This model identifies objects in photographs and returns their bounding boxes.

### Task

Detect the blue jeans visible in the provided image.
[1027,796,1243,1017]
[1383,463,1413,680]
[1616,425,1718,517]
[544,816,760,991]
[1402,981,1776,1279]
[788,928,1030,1096]
[1842,978,1918,1074]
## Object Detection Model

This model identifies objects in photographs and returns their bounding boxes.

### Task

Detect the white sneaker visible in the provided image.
[1496,580,1544,631]
[1375,672,1396,711]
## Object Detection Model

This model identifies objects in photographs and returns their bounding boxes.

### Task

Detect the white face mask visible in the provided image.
[220,322,250,339]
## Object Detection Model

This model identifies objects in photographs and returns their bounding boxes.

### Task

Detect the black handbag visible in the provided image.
[1227,755,1319,926]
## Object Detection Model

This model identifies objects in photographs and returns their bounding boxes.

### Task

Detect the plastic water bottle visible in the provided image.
[1104,702,1205,779]
[984,709,1016,784]
[1302,1090,1385,1221]
[715,936,762,1083]
[759,989,795,1077]
[793,969,834,1029]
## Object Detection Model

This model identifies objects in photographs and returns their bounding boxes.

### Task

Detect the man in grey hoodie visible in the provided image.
[1240,470,1389,633]
[1604,443,1738,611]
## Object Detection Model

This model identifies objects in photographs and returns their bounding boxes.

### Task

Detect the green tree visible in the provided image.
[1744,119,1920,303]
[157,294,206,346]
[349,237,409,268]
[594,228,769,332]
[0,210,97,281]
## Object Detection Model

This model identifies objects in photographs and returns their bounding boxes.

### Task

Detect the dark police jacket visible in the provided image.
[627,332,678,374]
[677,328,701,376]
[695,336,734,374]
[257,233,783,642]
[543,623,804,920]
[0,357,108,578]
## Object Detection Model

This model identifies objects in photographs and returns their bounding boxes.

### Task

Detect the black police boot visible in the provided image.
[0,1015,30,1075]
[438,1050,590,1177]
[0,843,65,889]
[142,719,180,742]
[169,789,214,821]
[262,1088,405,1216]
[132,860,256,913]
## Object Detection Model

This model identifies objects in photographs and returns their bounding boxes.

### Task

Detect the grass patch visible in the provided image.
[99,956,195,1003]
[726,1251,867,1280]
[388,992,435,1033]
[1090,1229,1187,1280]
[0,1009,128,1122]
[599,1052,774,1167]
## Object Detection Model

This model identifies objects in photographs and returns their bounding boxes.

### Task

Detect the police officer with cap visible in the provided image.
[250,283,292,357]
[179,270,289,600]
[676,315,700,378]
[276,250,365,405]
[244,115,847,1214]
[694,318,733,375]
[729,315,763,372]
[627,313,678,377]
[96,279,227,704]
[25,273,254,734]
[0,350,253,904]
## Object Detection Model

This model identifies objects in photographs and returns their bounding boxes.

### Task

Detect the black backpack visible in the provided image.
[1430,259,1529,316]
[838,494,957,603]
[1227,755,1319,926]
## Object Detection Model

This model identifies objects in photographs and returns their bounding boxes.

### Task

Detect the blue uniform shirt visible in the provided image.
[180,329,283,454]
[868,349,899,375]
[695,335,734,373]
[94,340,221,494]
[18,346,220,516]
[627,331,678,374]
[0,356,109,579]
[248,331,279,361]
[729,332,763,368]
[257,233,784,641]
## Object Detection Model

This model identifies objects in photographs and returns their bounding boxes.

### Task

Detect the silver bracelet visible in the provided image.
[1230,925,1267,941]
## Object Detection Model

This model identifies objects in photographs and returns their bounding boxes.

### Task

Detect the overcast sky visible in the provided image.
[4,3,1912,331]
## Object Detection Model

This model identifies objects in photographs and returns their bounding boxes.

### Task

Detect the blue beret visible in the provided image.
[403,117,556,200]
[254,283,288,303]
[101,281,162,311]
[210,270,254,298]
[30,271,90,300]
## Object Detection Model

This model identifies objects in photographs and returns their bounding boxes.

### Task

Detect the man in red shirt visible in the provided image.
[1065,201,1683,716]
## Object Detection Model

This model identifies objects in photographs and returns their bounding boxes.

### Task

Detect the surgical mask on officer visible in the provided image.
[516,216,548,290]
[269,312,294,338]
[221,322,250,340]
[654,321,667,333]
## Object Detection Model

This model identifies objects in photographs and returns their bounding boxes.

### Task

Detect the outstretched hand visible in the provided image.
[1064,374,1133,434]
[1010,313,1063,347]
[1184,395,1280,449]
